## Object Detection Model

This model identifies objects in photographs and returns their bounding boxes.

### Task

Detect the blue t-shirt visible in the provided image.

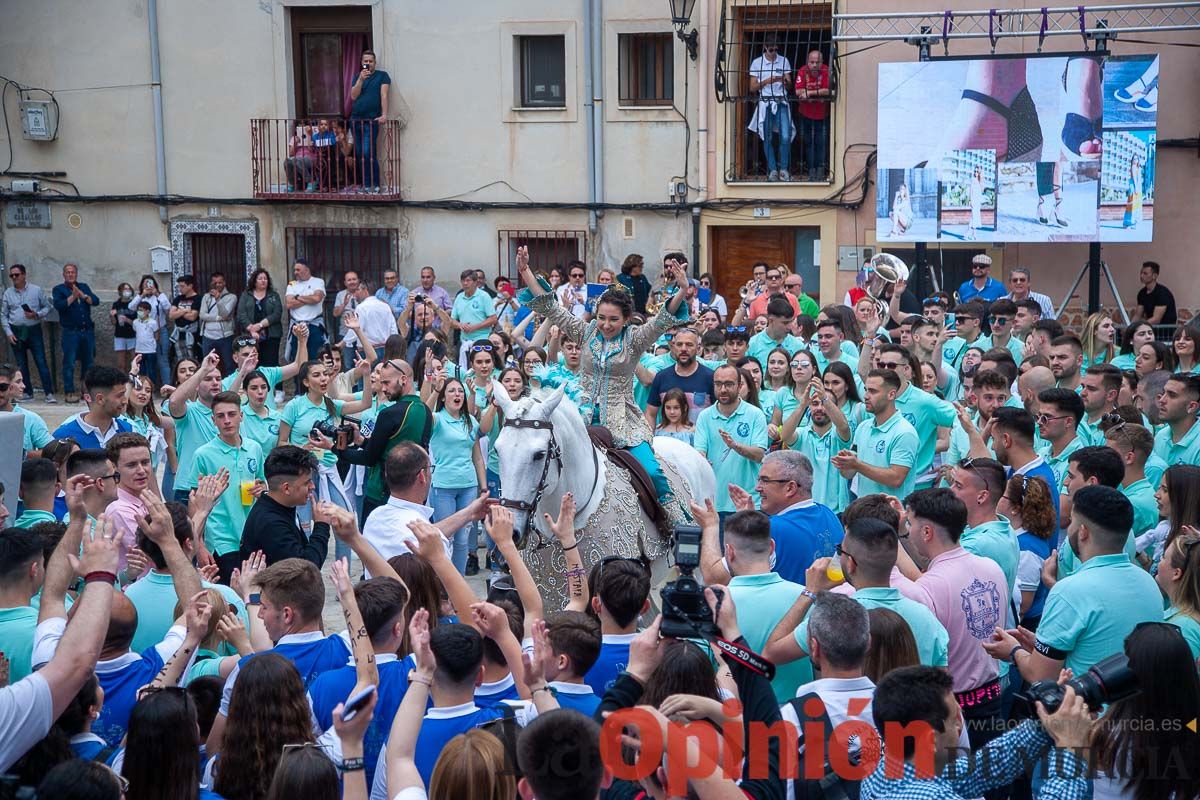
[221,633,352,715]
[309,656,413,788]
[769,501,844,586]
[550,682,601,717]
[95,647,167,746]
[52,415,133,451]
[351,70,392,119]
[647,364,715,422]
[474,674,522,707]
[1017,530,1053,620]
[413,704,507,787]
[584,633,636,695]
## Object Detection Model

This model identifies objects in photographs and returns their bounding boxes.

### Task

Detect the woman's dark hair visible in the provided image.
[388,553,443,649]
[1091,623,1200,800]
[823,361,863,404]
[621,253,644,275]
[1163,465,1200,553]
[549,266,566,284]
[413,340,447,387]
[139,274,160,294]
[1139,340,1176,373]
[497,367,528,397]
[265,745,340,800]
[188,675,225,739]
[38,760,123,800]
[243,368,270,393]
[173,357,200,384]
[863,608,921,685]
[469,343,503,372]
[383,333,407,361]
[215,654,315,800]
[1174,324,1200,360]
[436,378,473,426]
[735,365,761,409]
[821,304,861,346]
[127,374,163,428]
[298,359,327,393]
[1118,321,1155,356]
[521,345,547,368]
[658,388,692,427]
[488,329,513,359]
[247,268,274,292]
[596,287,634,320]
[123,687,202,800]
[1004,475,1056,540]
[765,347,795,390]
[641,640,721,708]
[795,314,817,342]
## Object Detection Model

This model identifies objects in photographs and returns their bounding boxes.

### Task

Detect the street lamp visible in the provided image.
[668,0,699,61]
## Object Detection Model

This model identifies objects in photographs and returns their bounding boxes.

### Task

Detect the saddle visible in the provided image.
[587,426,673,542]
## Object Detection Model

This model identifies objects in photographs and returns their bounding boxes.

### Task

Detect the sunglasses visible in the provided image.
[1035,413,1071,424]
[988,316,1010,325]
[470,344,496,353]
[234,337,258,349]
[922,297,948,307]
[726,326,747,334]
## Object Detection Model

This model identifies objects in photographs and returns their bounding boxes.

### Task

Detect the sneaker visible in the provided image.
[44,393,57,404]
[20,392,33,402]
[306,182,317,192]
[65,392,80,404]
[767,170,779,182]
[465,554,480,576]
[779,170,790,181]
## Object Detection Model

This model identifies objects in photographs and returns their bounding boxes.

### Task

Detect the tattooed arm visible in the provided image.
[331,558,380,691]
[144,591,212,692]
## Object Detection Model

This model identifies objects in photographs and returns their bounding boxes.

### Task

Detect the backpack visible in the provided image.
[785,692,862,800]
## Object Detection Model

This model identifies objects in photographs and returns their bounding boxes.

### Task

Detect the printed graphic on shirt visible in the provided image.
[960,578,1001,640]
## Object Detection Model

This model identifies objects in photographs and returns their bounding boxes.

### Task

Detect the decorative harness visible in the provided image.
[498,416,601,549]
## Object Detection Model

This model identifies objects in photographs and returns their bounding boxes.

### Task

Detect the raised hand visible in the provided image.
[200,350,222,376]
[131,354,143,376]
[136,494,175,545]
[234,550,265,600]
[409,608,435,675]
[483,505,515,549]
[216,611,251,654]
[470,601,511,641]
[64,474,94,519]
[80,515,121,576]
[330,557,354,596]
[516,245,531,275]
[727,483,755,513]
[184,590,214,640]
[521,618,551,689]
[198,563,220,583]
[543,492,577,543]
[291,322,310,340]
[408,519,449,562]
[125,548,151,580]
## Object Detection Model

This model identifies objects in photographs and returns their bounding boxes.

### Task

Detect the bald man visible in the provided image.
[1019,366,1056,417]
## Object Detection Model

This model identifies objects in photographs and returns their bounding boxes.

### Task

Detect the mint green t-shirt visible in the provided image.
[124,571,249,654]
[1152,420,1200,470]
[452,290,494,342]
[894,384,956,484]
[1057,528,1140,579]
[193,437,266,556]
[240,404,282,457]
[788,424,851,512]
[172,400,217,490]
[14,509,56,529]
[0,606,38,683]
[280,395,344,467]
[16,405,52,458]
[960,517,1020,600]
[851,412,920,500]
[694,400,768,512]
[224,365,284,408]
[747,331,806,368]
[728,573,812,702]
[1035,553,1163,676]
[1165,607,1200,662]
[430,409,480,490]
[851,586,950,667]
[1123,479,1161,539]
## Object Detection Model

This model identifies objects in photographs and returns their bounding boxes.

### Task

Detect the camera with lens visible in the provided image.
[311,417,358,448]
[412,293,426,303]
[660,525,723,640]
[1023,652,1139,714]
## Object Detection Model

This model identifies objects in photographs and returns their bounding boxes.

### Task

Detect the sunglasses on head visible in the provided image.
[471,344,495,353]
[235,337,257,349]
[923,297,948,307]
[726,326,747,333]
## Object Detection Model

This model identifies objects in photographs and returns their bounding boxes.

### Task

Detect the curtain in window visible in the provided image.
[342,33,367,118]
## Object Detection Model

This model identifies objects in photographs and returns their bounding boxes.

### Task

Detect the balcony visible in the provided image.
[250,118,401,200]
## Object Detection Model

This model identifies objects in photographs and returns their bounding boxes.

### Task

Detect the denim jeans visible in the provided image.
[61,327,95,394]
[155,326,172,390]
[352,119,381,189]
[431,485,480,575]
[11,325,53,395]
[286,323,326,391]
[201,335,234,375]
[799,116,828,177]
[763,103,792,174]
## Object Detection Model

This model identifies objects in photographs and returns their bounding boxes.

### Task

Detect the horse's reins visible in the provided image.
[498,416,601,549]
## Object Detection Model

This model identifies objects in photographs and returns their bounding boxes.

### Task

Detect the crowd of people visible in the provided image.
[1,248,1199,800]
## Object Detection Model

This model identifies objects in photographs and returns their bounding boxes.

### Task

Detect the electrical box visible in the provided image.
[838,245,874,272]
[20,100,58,141]
[150,246,173,274]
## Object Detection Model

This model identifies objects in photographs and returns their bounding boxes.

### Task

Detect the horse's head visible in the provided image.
[493,383,573,537]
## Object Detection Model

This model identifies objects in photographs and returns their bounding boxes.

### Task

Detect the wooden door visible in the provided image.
[190,233,247,296]
[709,226,797,311]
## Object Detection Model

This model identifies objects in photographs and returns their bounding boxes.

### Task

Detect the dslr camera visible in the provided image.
[659,525,723,640]
[311,417,358,449]
[1023,652,1138,714]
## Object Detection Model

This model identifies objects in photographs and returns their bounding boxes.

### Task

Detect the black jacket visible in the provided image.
[239,493,330,568]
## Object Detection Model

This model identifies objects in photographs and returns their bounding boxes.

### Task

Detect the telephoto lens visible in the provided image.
[1022,652,1139,714]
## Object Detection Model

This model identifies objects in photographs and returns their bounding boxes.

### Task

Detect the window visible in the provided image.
[286,227,399,325]
[619,33,674,106]
[190,234,248,297]
[497,230,588,282]
[290,6,372,119]
[519,36,566,108]
[715,1,837,182]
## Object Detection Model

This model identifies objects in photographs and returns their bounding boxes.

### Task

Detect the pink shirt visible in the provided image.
[105,487,148,573]
[892,547,1008,692]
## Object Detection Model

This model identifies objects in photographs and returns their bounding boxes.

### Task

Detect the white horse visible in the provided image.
[491,383,716,606]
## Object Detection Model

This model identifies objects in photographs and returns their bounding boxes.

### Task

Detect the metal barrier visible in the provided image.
[251,118,401,199]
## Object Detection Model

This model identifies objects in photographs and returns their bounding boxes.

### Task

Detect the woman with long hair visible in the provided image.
[617,253,653,315]
[770,349,819,436]
[889,182,913,237]
[1134,340,1176,377]
[517,246,691,521]
[487,330,516,369]
[823,361,865,431]
[388,553,445,631]
[1080,311,1117,369]
[212,654,315,800]
[464,343,502,418]
[655,388,695,447]
[1156,527,1200,661]
[1173,324,1200,374]
[125,374,172,486]
[423,377,486,575]
[735,365,762,410]
[1111,321,1156,371]
[762,347,792,394]
[237,268,284,368]
[122,686,215,800]
[863,608,921,684]
[1147,465,1200,572]
[998,474,1057,629]
[519,345,546,376]
[1090,623,1200,800]
[240,369,284,458]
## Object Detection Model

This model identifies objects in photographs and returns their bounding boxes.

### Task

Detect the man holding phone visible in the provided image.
[348,49,391,193]
[1,264,55,402]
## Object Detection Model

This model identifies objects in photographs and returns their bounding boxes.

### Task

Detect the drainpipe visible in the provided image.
[695,0,709,204]
[148,0,168,224]
[584,0,605,239]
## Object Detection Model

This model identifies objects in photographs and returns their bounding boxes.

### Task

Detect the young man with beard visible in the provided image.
[832,369,920,500]
[946,370,1011,473]
[52,366,132,449]
[872,343,956,489]
[778,379,853,512]
[1152,373,1200,468]
[645,328,714,426]
[1047,335,1084,391]
[1077,364,1122,445]
[942,300,987,369]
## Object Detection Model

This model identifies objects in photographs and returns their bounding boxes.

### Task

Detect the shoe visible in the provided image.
[1053,197,1070,227]
[66,392,80,404]
[465,554,479,576]
[1114,77,1151,104]
[1061,112,1103,160]
[959,86,1044,162]
[306,182,317,192]
[767,170,779,182]
[43,393,56,404]
[779,170,790,181]
[1133,87,1158,113]
[20,392,33,402]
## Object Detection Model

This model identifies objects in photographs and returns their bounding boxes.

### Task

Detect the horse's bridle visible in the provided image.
[498,416,600,549]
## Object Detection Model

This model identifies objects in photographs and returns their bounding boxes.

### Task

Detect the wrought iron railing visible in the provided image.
[251,118,401,199]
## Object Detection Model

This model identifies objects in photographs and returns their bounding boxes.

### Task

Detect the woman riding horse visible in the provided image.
[515,246,691,524]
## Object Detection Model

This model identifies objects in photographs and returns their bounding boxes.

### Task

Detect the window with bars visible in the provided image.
[519,36,567,108]
[619,33,674,106]
[496,230,588,283]
[190,234,249,296]
[285,227,399,327]
[715,0,837,183]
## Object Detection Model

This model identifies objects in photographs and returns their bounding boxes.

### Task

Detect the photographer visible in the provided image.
[864,665,1096,798]
[597,582,784,800]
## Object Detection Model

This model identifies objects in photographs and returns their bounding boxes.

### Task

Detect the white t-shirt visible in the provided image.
[287,277,327,323]
[749,54,792,98]
[133,317,159,353]
[0,672,52,772]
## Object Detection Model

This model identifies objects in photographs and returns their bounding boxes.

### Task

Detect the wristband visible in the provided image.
[1008,644,1025,665]
[801,589,818,601]
[531,685,553,695]
[410,674,433,686]
[561,540,579,552]
[84,571,118,586]
[340,757,365,772]
[713,637,775,680]
[247,593,261,606]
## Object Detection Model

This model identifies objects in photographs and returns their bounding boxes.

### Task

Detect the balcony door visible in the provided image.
[291,6,373,119]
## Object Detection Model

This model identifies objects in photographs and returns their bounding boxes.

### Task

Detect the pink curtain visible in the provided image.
[342,33,368,118]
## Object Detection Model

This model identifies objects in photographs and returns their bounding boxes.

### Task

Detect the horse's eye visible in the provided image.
[532,452,545,461]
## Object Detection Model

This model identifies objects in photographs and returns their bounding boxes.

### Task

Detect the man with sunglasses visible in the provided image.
[1004,266,1055,319]
[223,323,308,409]
[870,343,956,490]
[1034,388,1087,493]
[942,300,987,370]
[978,298,1023,363]
[748,38,793,181]
[988,406,1061,524]
[64,448,121,523]
[956,254,1006,304]
[737,267,798,324]
[1,263,54,403]
[557,260,589,320]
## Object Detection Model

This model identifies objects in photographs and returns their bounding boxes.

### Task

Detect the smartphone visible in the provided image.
[21,304,33,313]
[342,684,376,722]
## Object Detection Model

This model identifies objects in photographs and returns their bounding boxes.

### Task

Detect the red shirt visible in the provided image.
[795,65,830,120]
